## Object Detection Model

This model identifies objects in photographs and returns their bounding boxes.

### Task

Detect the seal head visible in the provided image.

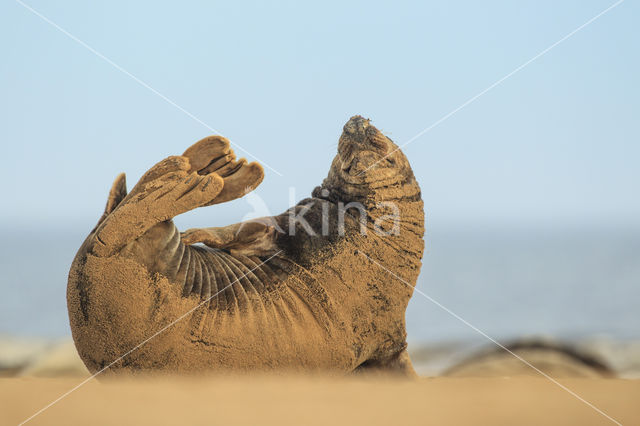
[320,115,416,203]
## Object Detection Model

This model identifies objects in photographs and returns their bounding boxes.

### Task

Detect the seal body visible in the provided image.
[68,116,424,375]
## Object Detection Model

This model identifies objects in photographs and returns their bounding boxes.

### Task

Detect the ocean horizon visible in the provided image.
[2,225,638,345]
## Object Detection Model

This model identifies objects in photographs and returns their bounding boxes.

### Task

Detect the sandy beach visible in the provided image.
[2,335,639,424]
[3,375,638,426]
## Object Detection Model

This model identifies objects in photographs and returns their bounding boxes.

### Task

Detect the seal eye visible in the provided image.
[365,127,389,153]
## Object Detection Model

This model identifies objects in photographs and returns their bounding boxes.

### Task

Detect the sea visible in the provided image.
[1,226,639,347]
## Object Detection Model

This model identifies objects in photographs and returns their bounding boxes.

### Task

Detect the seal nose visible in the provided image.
[343,115,370,136]
[340,115,389,156]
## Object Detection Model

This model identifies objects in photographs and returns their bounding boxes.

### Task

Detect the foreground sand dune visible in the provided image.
[2,376,638,426]
[3,337,638,425]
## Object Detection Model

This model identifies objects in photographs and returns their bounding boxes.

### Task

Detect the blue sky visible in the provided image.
[1,0,638,232]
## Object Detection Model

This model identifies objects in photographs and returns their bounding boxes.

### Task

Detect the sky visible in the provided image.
[1,0,638,233]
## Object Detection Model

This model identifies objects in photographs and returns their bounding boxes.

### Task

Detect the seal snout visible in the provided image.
[337,115,394,176]
[343,115,370,136]
[341,116,389,153]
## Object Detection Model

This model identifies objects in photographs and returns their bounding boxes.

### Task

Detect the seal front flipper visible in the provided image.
[181,220,278,257]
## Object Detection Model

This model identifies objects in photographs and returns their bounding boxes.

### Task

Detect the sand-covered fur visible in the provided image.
[67,116,425,375]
